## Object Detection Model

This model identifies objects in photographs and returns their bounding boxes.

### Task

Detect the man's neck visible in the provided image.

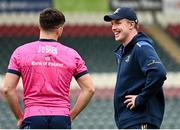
[122,30,138,47]
[40,31,58,41]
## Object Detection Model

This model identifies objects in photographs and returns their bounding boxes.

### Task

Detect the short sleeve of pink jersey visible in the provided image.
[7,48,21,76]
[74,52,88,80]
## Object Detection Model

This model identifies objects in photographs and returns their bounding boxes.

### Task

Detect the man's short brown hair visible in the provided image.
[39,8,65,31]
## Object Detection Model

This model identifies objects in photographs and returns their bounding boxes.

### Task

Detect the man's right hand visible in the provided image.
[17,118,23,128]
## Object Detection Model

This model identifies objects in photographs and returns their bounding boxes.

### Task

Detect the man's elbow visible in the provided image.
[3,86,14,96]
[87,86,95,95]
[3,86,10,96]
[157,69,167,81]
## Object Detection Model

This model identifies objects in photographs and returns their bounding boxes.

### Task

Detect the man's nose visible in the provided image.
[112,25,117,31]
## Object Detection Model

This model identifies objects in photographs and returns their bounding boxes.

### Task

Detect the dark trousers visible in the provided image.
[126,123,159,129]
[20,115,71,129]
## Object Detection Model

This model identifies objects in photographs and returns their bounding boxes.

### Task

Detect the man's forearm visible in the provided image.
[4,90,23,120]
[70,88,94,121]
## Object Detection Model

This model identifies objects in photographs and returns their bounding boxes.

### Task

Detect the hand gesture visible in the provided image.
[124,95,137,110]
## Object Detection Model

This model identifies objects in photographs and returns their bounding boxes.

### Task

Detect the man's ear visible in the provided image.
[38,24,42,30]
[129,21,136,30]
[57,27,63,36]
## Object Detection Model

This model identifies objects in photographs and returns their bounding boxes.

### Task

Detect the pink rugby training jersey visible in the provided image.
[7,39,88,119]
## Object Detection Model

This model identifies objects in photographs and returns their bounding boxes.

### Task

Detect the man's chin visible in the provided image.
[115,38,120,41]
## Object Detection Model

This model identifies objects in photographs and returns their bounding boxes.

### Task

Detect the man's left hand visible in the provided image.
[124,95,137,110]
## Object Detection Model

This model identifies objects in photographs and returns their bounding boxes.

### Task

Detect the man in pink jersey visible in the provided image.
[3,8,95,129]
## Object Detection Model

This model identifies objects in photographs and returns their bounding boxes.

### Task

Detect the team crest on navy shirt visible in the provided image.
[125,55,131,62]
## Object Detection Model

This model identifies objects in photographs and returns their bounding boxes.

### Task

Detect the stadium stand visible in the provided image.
[0,24,179,74]
[0,24,180,128]
[1,89,180,129]
[166,24,180,46]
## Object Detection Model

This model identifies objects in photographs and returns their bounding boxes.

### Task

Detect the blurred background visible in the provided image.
[0,0,180,129]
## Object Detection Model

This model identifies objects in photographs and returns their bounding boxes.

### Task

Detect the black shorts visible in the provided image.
[20,115,71,129]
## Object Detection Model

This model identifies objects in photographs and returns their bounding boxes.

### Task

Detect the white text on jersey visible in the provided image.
[38,45,58,55]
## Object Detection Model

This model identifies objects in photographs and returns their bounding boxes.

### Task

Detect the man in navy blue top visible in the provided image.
[104,7,167,129]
